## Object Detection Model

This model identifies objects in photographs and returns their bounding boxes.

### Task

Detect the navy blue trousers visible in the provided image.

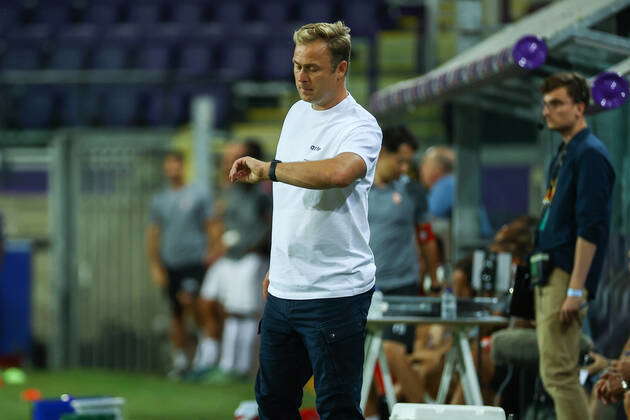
[255,287,373,420]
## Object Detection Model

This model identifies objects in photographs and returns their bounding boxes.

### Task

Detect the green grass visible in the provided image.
[0,369,316,420]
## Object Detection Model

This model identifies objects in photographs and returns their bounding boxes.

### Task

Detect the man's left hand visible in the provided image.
[559,295,583,324]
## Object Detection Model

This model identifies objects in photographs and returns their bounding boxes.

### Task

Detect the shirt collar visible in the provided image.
[564,127,590,154]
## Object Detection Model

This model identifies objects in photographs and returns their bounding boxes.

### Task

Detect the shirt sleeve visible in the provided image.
[575,150,615,244]
[428,176,454,218]
[409,181,428,224]
[337,123,382,175]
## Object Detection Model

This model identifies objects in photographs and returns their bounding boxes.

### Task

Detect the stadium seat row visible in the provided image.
[0,41,295,81]
[0,1,382,36]
[0,84,230,129]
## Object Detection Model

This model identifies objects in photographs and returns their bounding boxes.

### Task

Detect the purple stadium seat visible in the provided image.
[135,45,172,70]
[53,25,100,69]
[141,84,228,127]
[140,89,166,126]
[31,4,70,26]
[141,87,193,126]
[298,2,335,23]
[128,2,163,24]
[342,0,379,36]
[101,87,140,126]
[171,2,206,24]
[177,45,214,76]
[142,23,190,45]
[1,47,42,70]
[90,46,128,69]
[56,24,101,43]
[220,43,256,80]
[0,6,20,34]
[212,2,248,24]
[18,88,56,128]
[257,1,292,25]
[48,46,88,70]
[58,88,91,126]
[6,24,52,44]
[102,24,142,44]
[263,44,293,80]
[82,3,121,25]
[169,89,194,125]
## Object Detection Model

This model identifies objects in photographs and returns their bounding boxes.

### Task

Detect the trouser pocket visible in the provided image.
[319,317,365,386]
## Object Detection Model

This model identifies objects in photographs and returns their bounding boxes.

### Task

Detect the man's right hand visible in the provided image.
[150,264,167,288]
[262,271,270,300]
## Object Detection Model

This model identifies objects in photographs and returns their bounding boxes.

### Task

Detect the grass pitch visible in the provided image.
[0,369,316,420]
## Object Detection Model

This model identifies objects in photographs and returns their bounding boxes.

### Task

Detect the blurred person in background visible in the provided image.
[146,151,217,378]
[420,146,456,220]
[195,139,272,383]
[491,215,538,328]
[229,21,382,419]
[420,146,493,266]
[592,336,630,419]
[363,126,431,419]
[533,72,615,420]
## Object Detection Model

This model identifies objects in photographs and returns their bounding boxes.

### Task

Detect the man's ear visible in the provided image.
[576,101,587,117]
[337,60,348,78]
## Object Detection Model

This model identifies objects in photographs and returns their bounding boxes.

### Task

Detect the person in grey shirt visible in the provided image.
[147,151,215,378]
[366,126,430,414]
[195,139,272,382]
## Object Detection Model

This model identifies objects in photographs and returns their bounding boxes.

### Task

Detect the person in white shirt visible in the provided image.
[229,21,382,420]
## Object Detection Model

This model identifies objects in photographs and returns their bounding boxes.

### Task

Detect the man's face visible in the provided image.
[163,156,184,181]
[420,155,442,188]
[377,147,406,183]
[542,87,585,132]
[398,143,415,176]
[293,40,345,110]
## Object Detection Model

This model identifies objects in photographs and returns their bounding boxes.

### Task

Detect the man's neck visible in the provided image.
[312,88,348,111]
[560,120,587,144]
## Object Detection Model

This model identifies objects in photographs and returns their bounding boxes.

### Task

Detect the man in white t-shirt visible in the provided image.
[229,21,382,420]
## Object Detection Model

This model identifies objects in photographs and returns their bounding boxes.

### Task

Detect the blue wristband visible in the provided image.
[567,288,584,297]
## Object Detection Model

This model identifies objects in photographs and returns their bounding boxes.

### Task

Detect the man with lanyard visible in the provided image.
[229,22,382,419]
[533,72,615,420]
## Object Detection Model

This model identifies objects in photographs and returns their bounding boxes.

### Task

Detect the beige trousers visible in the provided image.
[535,268,590,420]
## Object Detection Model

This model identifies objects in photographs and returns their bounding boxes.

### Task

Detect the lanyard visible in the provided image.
[539,143,567,231]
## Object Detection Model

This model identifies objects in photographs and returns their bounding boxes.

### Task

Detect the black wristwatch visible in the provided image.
[269,159,281,182]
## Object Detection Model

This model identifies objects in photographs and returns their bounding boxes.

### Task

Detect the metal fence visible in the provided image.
[50,131,174,371]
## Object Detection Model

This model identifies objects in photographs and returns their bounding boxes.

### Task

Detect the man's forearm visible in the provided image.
[569,236,597,290]
[420,239,440,285]
[146,226,162,266]
[271,153,365,190]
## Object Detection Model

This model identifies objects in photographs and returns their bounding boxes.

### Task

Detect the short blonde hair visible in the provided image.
[293,21,351,72]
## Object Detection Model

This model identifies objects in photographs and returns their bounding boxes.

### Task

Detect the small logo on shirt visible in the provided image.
[310,145,321,151]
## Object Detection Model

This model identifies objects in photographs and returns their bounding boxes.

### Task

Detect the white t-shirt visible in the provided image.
[268,94,382,300]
